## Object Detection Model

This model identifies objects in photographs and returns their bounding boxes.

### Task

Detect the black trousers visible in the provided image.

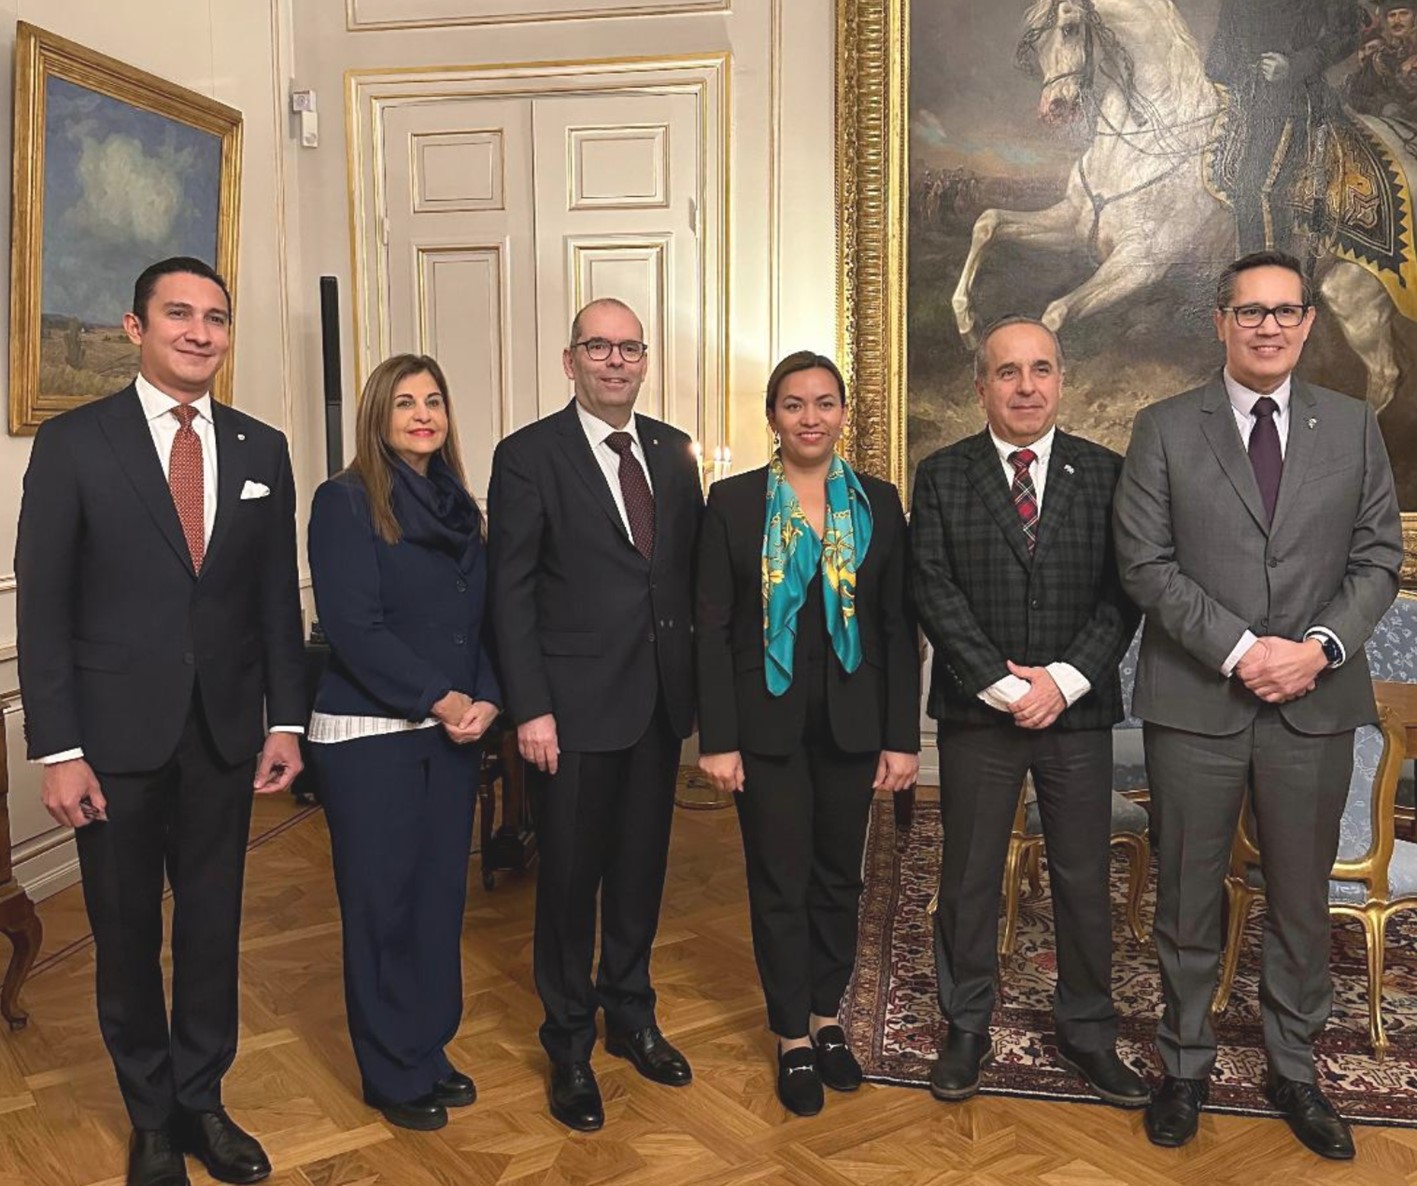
[313,728,480,1104]
[736,667,878,1039]
[77,696,256,1130]
[933,723,1118,1051]
[529,698,682,1063]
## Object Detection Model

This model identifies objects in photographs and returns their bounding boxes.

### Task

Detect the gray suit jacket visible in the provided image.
[1113,373,1402,737]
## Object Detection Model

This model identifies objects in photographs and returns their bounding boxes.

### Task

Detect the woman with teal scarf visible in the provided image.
[695,351,920,1117]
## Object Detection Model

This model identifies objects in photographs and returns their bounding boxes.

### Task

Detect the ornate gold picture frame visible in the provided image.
[8,23,242,434]
[835,0,1417,587]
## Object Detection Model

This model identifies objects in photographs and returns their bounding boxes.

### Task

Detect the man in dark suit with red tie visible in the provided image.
[487,298,703,1131]
[16,258,307,1186]
[910,315,1146,1111]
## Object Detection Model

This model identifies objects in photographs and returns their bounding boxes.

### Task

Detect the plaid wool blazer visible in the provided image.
[910,428,1140,730]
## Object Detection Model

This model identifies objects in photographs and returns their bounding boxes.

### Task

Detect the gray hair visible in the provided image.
[972,314,1065,381]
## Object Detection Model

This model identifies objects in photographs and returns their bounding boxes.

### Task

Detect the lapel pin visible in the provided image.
[1063,463,1075,475]
[1307,418,1316,429]
[237,432,246,441]
[652,437,659,446]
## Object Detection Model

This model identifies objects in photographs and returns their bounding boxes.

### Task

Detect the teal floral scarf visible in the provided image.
[762,451,873,696]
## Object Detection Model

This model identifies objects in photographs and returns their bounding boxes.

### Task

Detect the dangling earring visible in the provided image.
[772,430,781,450]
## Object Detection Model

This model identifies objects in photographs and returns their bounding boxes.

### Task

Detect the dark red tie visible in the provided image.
[169,405,205,570]
[1009,448,1039,553]
[606,431,655,560]
[1248,396,1282,523]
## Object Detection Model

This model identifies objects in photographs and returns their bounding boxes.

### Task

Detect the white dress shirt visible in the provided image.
[976,426,1092,714]
[1218,370,1344,675]
[576,399,654,540]
[39,375,302,766]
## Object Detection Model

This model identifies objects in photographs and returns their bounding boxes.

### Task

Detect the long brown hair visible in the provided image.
[346,353,470,544]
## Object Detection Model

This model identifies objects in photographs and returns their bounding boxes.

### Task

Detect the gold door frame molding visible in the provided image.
[833,0,1417,585]
[347,53,729,447]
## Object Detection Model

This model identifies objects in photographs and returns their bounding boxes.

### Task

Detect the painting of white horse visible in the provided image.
[909,0,1417,506]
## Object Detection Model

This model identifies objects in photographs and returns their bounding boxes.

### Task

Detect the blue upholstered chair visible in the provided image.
[1365,591,1417,835]
[1211,703,1413,1058]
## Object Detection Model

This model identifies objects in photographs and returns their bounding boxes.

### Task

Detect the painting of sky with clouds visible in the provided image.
[41,76,221,326]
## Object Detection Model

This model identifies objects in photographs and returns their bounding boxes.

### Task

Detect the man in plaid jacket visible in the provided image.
[910,315,1144,1109]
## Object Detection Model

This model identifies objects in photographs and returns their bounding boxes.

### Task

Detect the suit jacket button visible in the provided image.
[1030,599,1040,609]
[456,579,468,592]
[648,631,657,642]
[183,652,195,665]
[1267,558,1278,568]
[453,633,466,645]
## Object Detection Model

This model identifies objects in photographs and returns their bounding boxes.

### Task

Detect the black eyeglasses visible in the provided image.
[1217,303,1310,328]
[573,338,648,363]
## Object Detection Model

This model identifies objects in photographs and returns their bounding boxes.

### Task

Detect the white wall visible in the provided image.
[0,1,841,896]
[0,0,302,897]
[285,0,838,490]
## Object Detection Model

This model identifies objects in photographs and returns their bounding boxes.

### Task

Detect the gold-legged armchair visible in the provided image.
[1211,703,1413,1058]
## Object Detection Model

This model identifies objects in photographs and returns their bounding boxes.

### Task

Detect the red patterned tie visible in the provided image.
[1009,448,1039,554]
[169,405,205,570]
[606,431,655,560]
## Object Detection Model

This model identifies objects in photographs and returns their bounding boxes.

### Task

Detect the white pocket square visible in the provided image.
[240,480,271,500]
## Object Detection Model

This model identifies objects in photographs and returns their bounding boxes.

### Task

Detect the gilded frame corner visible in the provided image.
[8,22,244,435]
[834,0,1417,586]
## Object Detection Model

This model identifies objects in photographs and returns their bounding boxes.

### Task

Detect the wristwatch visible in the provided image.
[1314,634,1342,667]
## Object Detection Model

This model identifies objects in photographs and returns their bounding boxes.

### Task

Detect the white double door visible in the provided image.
[378,89,703,493]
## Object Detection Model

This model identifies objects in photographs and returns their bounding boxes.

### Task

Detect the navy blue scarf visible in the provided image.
[389,455,480,572]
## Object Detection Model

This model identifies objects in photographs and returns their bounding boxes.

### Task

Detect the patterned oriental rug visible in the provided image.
[841,798,1417,1126]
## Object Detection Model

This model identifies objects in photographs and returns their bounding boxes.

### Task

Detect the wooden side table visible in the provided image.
[476,726,536,890]
[0,729,42,1028]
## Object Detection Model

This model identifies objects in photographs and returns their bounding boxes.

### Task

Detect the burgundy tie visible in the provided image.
[1009,448,1039,554]
[1248,396,1282,523]
[606,431,655,560]
[169,405,205,570]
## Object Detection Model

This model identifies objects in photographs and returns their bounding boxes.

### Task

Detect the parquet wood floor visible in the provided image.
[1,792,1415,1185]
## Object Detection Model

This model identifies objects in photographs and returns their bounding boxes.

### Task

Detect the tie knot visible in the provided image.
[606,431,634,456]
[171,404,199,429]
[1009,448,1036,471]
[1252,396,1279,420]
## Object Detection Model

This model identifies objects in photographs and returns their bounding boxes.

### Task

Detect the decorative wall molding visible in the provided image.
[346,0,728,32]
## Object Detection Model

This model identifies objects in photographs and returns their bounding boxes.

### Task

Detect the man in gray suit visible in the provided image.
[1114,250,1402,1159]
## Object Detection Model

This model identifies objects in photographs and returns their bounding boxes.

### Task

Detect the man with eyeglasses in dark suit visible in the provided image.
[487,298,703,1132]
[1114,250,1402,1158]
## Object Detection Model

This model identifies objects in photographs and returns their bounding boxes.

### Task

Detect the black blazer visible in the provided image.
[15,384,306,771]
[486,400,703,752]
[695,466,920,757]
[307,473,501,720]
[909,428,1139,731]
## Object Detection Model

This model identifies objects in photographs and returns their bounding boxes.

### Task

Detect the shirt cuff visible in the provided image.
[1045,662,1092,708]
[978,674,1031,711]
[1303,626,1345,669]
[269,725,306,735]
[1222,630,1259,677]
[36,748,84,765]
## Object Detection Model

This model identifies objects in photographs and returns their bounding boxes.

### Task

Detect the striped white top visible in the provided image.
[308,712,440,744]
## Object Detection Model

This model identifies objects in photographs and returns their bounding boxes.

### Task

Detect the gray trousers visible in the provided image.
[934,724,1118,1051]
[1145,710,1352,1082]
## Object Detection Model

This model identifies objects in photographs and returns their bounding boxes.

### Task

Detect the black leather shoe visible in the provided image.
[1264,1075,1355,1160]
[1144,1076,1208,1147]
[812,1025,862,1092]
[127,1128,189,1186]
[549,1061,605,1132]
[369,1092,448,1131]
[777,1046,824,1116]
[1055,1042,1150,1109]
[174,1109,270,1184]
[434,1069,477,1108]
[604,1023,692,1086]
[929,1026,993,1101]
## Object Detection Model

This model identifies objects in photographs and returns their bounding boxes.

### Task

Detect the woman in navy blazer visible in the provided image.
[308,354,500,1132]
